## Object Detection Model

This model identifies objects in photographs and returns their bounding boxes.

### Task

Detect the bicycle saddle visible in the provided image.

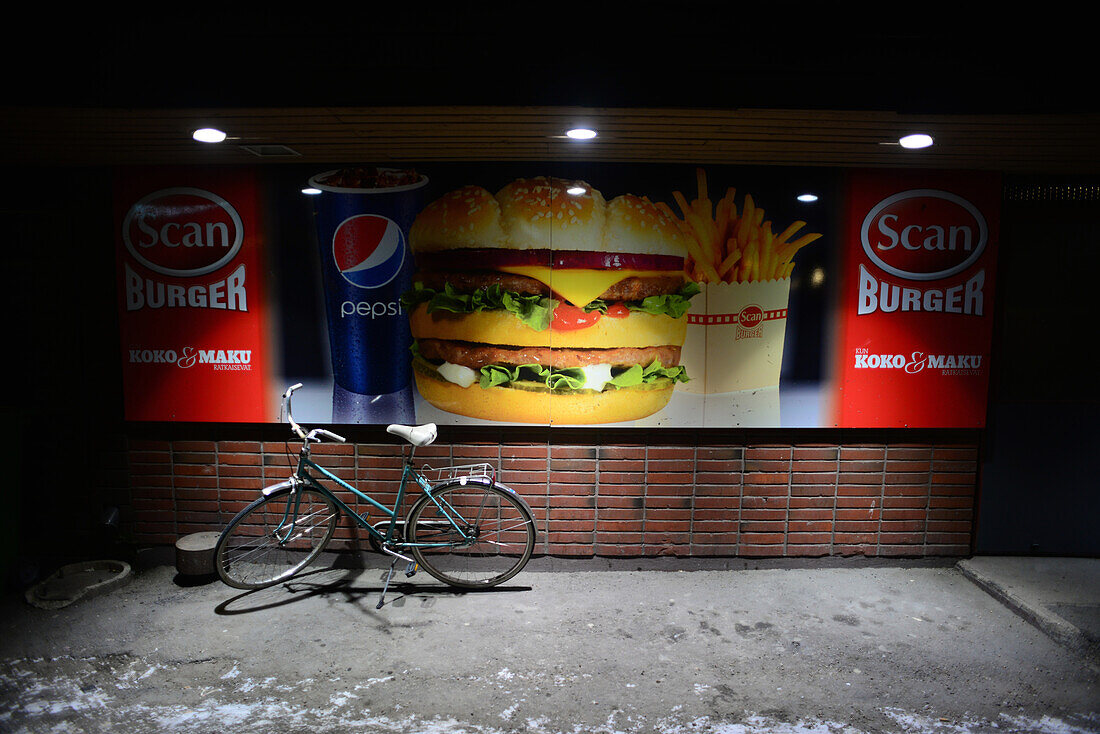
[386,423,438,446]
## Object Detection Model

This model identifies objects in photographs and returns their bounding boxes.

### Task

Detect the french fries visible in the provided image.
[664,168,822,284]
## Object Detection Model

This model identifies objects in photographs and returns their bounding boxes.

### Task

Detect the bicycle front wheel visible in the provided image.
[406,482,536,589]
[215,487,339,589]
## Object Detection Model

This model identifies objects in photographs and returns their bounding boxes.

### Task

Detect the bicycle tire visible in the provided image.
[405,480,536,589]
[215,486,340,589]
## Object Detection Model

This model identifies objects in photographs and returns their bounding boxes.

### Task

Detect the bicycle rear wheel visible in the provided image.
[405,481,536,589]
[215,487,339,589]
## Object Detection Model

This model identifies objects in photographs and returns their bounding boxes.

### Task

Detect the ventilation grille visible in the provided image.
[1004,183,1100,202]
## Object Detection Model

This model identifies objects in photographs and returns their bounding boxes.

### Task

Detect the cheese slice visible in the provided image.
[498,265,671,307]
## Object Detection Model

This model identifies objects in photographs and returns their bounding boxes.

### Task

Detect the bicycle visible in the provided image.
[214,384,537,606]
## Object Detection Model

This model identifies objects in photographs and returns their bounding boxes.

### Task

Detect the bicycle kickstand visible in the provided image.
[377,547,418,609]
[377,557,398,609]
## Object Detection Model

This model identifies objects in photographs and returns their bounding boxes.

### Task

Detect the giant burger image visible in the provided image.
[400,177,700,424]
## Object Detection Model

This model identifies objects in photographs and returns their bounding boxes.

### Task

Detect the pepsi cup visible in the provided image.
[309,167,428,423]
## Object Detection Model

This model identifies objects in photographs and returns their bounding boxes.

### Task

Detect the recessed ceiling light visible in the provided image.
[797,193,819,203]
[192,127,227,143]
[565,127,597,140]
[566,185,587,195]
[301,187,322,196]
[899,133,934,149]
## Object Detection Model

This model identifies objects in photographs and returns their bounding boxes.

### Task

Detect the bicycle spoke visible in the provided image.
[406,483,535,588]
[215,489,339,589]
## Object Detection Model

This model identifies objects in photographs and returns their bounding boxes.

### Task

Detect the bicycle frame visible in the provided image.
[269,447,478,552]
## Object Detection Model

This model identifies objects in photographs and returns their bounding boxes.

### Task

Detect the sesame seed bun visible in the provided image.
[409,177,691,257]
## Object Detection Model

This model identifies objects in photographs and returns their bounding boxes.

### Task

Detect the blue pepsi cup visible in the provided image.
[308,168,429,423]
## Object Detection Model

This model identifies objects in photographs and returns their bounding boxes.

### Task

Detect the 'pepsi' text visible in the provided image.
[340,299,403,318]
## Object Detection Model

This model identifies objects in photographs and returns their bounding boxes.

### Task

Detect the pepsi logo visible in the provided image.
[122,187,244,277]
[860,189,987,281]
[332,214,406,289]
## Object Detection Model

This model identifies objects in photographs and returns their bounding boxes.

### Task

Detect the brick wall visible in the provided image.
[115,428,979,559]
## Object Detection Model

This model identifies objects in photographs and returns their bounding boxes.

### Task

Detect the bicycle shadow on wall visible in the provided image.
[213,565,533,617]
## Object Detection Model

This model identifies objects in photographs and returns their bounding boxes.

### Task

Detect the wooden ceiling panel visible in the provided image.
[4,106,1098,173]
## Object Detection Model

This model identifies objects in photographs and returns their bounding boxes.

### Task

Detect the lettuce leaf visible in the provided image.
[477,359,687,392]
[401,279,701,330]
[583,281,702,318]
[401,282,556,331]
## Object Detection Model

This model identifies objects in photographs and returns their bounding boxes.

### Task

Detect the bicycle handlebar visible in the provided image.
[281,384,347,444]
[282,383,307,440]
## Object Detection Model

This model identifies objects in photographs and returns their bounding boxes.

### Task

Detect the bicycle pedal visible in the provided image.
[404,562,418,578]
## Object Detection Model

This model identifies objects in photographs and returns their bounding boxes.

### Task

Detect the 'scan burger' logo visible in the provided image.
[122,187,244,277]
[736,304,764,339]
[861,189,987,281]
[857,189,988,317]
[122,187,249,312]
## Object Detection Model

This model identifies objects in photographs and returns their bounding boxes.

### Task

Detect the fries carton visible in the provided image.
[679,277,791,394]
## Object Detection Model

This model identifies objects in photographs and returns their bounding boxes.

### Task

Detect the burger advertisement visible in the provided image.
[113,162,1000,428]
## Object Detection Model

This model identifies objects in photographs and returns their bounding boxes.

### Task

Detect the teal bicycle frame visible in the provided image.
[268,444,491,555]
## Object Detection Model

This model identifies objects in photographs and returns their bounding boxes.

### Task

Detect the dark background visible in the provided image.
[5,6,1092,113]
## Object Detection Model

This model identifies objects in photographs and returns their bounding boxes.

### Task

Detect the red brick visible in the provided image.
[598,472,647,485]
[696,447,742,460]
[744,460,791,472]
[694,472,741,484]
[933,447,977,461]
[789,520,833,533]
[838,472,882,485]
[741,508,786,521]
[550,446,598,459]
[502,445,549,459]
[647,447,694,459]
[839,460,885,472]
[789,508,833,520]
[836,508,880,521]
[837,485,880,496]
[883,496,927,508]
[840,446,885,460]
[597,484,646,496]
[786,544,832,556]
[789,497,834,509]
[746,447,792,461]
[792,447,838,461]
[886,448,932,460]
[837,529,881,541]
[597,446,646,460]
[744,473,791,486]
[595,533,643,545]
[738,545,785,556]
[836,520,879,532]
[740,532,786,544]
[600,459,646,472]
[173,441,216,452]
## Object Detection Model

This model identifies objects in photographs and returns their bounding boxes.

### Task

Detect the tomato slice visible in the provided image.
[416,248,683,272]
[551,303,602,331]
[605,303,630,318]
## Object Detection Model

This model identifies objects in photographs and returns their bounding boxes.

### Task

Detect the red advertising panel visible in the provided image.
[834,170,1000,427]
[115,168,273,421]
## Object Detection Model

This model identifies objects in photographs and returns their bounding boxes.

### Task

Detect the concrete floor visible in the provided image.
[1,558,1098,733]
